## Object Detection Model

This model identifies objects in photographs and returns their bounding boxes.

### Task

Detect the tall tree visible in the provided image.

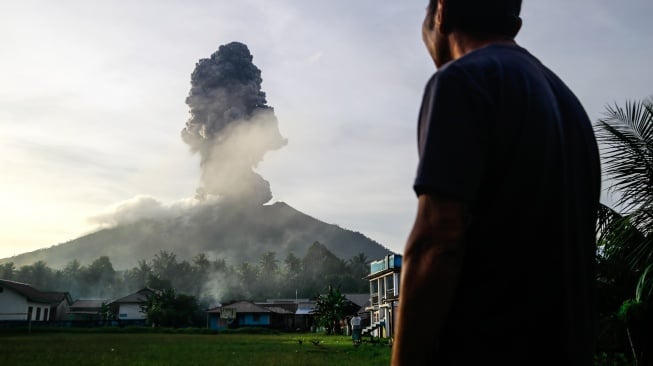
[259,251,279,274]
[29,261,53,289]
[142,288,201,327]
[313,285,358,335]
[595,98,653,364]
[284,252,302,276]
[0,262,15,280]
[151,251,178,279]
[133,259,153,288]
[596,99,653,269]
[237,262,259,299]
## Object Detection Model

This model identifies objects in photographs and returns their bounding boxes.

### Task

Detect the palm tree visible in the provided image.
[596,98,653,365]
[259,251,279,274]
[596,98,652,270]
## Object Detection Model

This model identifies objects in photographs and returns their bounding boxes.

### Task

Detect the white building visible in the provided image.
[364,254,401,338]
[109,287,157,325]
[0,279,72,322]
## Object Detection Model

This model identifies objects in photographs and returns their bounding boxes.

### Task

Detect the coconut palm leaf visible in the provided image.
[597,204,648,267]
[635,263,653,303]
[596,99,653,215]
[595,98,653,269]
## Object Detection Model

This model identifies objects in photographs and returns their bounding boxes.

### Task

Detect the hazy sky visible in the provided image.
[1,0,651,259]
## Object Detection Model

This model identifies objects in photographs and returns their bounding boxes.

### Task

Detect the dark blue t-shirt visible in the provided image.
[415,44,600,365]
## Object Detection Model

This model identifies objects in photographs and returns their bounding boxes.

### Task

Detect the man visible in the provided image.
[351,314,362,343]
[391,1,600,365]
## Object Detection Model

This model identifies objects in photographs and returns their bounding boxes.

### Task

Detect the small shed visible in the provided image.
[68,299,106,322]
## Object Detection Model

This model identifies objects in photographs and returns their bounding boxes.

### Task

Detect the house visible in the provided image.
[41,291,73,321]
[364,254,401,338]
[67,299,106,322]
[109,287,157,325]
[294,301,317,331]
[0,279,72,322]
[207,300,297,331]
[257,299,315,331]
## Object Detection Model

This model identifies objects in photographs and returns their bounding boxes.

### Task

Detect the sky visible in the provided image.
[1,0,652,259]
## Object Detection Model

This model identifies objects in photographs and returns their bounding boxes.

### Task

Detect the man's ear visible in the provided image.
[513,17,523,36]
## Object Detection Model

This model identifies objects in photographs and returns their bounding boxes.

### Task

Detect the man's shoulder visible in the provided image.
[447,44,538,77]
[426,45,530,87]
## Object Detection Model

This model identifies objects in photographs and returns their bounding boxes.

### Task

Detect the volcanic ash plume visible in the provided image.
[181,42,287,205]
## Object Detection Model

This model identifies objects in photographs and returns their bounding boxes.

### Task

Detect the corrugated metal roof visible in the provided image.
[295,302,316,315]
[343,293,370,308]
[70,299,106,309]
[222,301,271,314]
[264,306,294,315]
[110,288,156,304]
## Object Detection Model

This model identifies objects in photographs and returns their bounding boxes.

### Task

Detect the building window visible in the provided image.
[35,308,41,321]
[395,273,400,294]
[370,280,379,305]
[385,275,394,297]
[27,306,33,320]
[0,286,3,293]
[370,280,378,294]
[253,314,260,322]
[44,308,49,321]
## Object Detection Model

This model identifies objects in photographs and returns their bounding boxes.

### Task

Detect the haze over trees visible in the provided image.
[1,202,390,271]
[0,242,371,307]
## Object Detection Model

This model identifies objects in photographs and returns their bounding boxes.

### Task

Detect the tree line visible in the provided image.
[0,241,371,307]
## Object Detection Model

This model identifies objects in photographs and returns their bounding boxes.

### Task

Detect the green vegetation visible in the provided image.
[141,288,202,327]
[0,242,370,308]
[596,98,653,364]
[0,332,391,366]
[313,285,358,335]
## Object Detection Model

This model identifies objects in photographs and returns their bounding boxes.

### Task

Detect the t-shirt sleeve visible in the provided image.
[414,67,491,202]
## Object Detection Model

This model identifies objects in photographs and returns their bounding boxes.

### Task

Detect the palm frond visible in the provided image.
[595,98,653,269]
[596,99,653,213]
[635,263,653,303]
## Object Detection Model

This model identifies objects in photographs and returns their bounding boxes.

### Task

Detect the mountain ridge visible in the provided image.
[1,201,393,270]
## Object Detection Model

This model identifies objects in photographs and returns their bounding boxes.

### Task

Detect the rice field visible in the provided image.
[0,331,391,366]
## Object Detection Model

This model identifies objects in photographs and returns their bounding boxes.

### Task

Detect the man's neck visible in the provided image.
[448,32,516,60]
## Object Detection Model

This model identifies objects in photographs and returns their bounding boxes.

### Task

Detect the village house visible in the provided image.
[207,300,296,331]
[0,279,72,323]
[109,287,157,326]
[67,299,107,323]
[364,254,401,338]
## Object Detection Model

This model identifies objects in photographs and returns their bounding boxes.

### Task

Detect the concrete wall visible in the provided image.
[117,303,145,320]
[0,286,27,320]
[239,313,270,327]
[26,302,50,321]
[51,299,70,321]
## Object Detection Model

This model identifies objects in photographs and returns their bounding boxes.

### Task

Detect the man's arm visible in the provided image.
[391,193,466,365]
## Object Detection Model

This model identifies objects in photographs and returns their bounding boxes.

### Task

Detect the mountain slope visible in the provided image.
[1,202,393,269]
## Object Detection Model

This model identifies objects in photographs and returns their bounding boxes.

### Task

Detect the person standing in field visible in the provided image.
[391,0,601,365]
[351,314,362,344]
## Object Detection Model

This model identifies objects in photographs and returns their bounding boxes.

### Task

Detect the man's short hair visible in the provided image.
[428,0,522,38]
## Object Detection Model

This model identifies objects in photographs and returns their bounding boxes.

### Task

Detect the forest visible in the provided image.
[0,241,371,307]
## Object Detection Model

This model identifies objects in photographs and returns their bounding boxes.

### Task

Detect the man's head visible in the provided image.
[423,0,522,67]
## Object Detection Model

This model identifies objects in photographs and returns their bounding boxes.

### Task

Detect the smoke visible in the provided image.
[88,195,201,227]
[181,42,287,205]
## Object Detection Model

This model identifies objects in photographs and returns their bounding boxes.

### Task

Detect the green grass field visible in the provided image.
[0,331,391,366]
